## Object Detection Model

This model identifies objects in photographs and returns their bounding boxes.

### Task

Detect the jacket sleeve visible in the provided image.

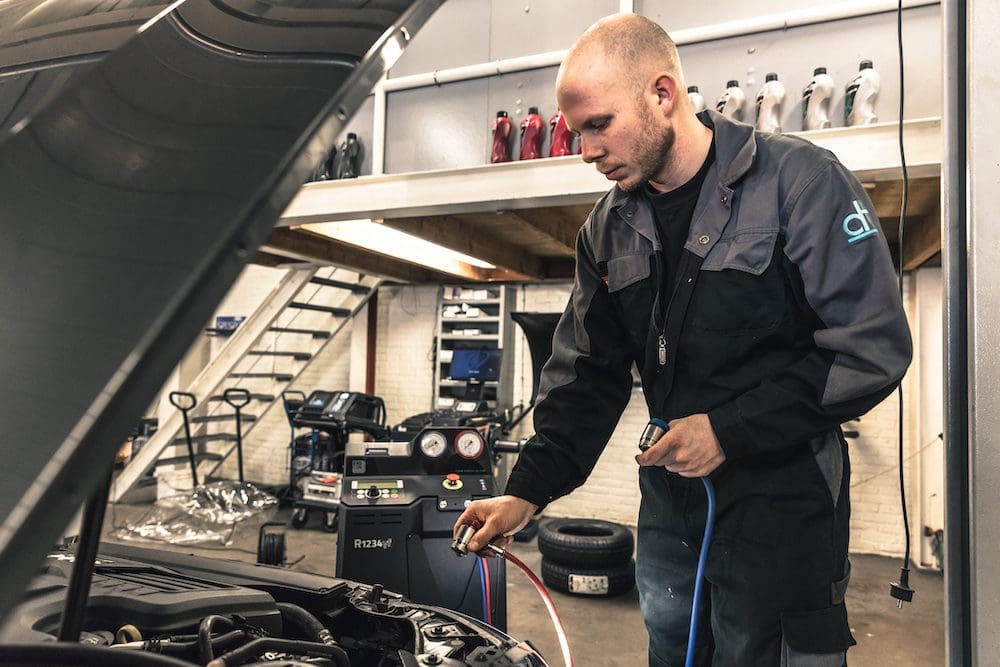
[707,159,912,459]
[504,225,635,509]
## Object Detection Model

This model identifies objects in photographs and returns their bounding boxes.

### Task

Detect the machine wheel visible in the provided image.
[323,511,339,533]
[513,518,538,542]
[291,507,308,529]
[540,557,635,597]
[537,518,633,567]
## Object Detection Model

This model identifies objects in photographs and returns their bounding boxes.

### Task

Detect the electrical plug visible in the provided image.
[890,567,914,608]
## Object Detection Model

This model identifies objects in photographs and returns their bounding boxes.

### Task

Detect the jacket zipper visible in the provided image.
[654,253,688,368]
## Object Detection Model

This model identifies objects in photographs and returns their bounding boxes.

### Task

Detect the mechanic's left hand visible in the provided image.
[635,413,726,477]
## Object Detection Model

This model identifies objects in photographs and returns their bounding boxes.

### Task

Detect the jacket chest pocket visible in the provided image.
[689,230,786,335]
[606,254,655,348]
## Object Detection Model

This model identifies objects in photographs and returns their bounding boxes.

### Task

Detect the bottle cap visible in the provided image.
[726,79,739,88]
[347,132,357,140]
[765,72,778,82]
[814,67,827,75]
[497,110,508,118]
[687,85,699,93]
[860,60,873,70]
[528,106,539,115]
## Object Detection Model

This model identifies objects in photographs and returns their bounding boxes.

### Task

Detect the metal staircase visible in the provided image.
[111,266,380,502]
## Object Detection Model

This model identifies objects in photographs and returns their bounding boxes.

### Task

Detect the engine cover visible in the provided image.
[0,547,280,642]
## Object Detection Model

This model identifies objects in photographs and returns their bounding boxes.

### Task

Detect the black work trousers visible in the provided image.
[635,431,856,666]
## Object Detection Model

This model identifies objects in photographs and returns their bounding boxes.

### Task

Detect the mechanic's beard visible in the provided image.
[620,122,676,193]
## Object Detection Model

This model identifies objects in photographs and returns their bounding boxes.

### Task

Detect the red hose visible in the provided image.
[500,549,573,667]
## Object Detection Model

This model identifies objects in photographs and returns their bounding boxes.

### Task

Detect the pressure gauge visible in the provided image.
[419,431,448,458]
[455,430,485,460]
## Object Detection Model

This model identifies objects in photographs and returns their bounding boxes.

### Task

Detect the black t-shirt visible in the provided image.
[644,143,716,306]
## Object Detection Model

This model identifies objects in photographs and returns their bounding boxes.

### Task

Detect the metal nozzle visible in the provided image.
[638,419,669,452]
[451,524,476,556]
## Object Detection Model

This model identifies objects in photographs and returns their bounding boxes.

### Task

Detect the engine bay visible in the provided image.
[0,544,544,667]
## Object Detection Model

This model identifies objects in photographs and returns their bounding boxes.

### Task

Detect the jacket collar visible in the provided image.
[607,109,757,214]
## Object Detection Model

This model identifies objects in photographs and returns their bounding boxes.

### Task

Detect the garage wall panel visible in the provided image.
[384,79,490,173]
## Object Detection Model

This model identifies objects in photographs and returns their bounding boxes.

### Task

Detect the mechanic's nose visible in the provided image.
[580,136,603,164]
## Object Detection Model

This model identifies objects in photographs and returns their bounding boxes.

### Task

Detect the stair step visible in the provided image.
[157,452,224,467]
[229,372,294,381]
[248,350,312,361]
[190,414,258,424]
[309,276,369,294]
[288,301,351,316]
[171,434,237,445]
[209,393,274,403]
[268,327,331,339]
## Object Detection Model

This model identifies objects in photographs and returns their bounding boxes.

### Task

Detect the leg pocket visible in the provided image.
[779,603,856,666]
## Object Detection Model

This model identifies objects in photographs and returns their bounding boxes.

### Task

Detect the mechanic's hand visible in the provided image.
[635,413,726,478]
[453,495,538,556]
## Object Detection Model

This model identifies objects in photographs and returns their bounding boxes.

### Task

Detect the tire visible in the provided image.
[514,518,538,542]
[541,557,635,597]
[323,511,339,533]
[537,518,634,567]
[291,507,308,529]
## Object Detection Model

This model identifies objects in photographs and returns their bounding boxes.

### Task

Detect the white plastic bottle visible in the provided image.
[845,60,880,126]
[687,85,705,113]
[754,72,786,133]
[715,79,746,121]
[801,67,835,130]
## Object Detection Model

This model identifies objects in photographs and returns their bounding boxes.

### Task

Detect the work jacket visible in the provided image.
[505,110,912,510]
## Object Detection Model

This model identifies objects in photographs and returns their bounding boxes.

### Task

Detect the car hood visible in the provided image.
[0,0,442,618]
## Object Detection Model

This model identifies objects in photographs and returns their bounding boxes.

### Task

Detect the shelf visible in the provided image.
[280,118,940,225]
[440,380,499,387]
[440,334,499,341]
[442,298,501,305]
[441,317,500,323]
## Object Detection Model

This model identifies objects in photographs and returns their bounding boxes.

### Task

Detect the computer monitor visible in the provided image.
[449,348,502,382]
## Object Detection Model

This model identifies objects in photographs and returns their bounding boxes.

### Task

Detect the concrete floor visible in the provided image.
[102,503,945,666]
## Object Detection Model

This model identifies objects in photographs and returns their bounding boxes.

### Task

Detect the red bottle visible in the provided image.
[519,106,545,160]
[548,109,573,157]
[491,110,512,163]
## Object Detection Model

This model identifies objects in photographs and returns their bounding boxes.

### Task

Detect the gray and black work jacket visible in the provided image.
[505,110,912,510]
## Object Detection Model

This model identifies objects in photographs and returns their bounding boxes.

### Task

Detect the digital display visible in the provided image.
[367,480,401,489]
[449,348,502,381]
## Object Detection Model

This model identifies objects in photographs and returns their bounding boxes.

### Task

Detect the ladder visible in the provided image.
[111,265,380,502]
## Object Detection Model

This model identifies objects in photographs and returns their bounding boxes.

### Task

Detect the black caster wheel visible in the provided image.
[291,507,308,529]
[323,511,339,533]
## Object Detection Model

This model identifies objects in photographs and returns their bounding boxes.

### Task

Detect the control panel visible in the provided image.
[340,427,497,508]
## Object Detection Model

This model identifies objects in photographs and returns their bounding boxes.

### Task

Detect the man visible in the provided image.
[454,13,911,666]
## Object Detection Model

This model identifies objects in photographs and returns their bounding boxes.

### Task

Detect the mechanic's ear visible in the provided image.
[653,73,679,113]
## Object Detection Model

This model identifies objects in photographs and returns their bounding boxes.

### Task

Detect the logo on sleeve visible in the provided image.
[842,200,878,244]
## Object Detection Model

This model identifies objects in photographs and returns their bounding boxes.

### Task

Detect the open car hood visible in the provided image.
[0,0,443,617]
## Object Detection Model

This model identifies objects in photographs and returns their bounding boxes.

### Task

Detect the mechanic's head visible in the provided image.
[556,14,697,193]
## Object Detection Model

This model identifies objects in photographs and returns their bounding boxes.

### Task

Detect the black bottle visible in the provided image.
[335,132,361,179]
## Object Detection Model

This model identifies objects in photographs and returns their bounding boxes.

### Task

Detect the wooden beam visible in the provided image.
[262,228,447,283]
[383,215,547,279]
[902,197,942,270]
[251,250,293,267]
[504,207,583,255]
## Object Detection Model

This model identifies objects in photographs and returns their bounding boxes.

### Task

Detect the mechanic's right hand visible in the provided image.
[453,495,538,555]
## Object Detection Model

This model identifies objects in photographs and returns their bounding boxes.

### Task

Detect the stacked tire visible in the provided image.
[537,518,635,597]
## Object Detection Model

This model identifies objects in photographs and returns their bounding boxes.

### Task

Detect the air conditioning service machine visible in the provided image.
[336,427,507,629]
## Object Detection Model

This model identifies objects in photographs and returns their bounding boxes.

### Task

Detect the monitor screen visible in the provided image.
[449,348,502,381]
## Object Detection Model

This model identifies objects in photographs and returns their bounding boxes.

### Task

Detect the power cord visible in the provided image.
[889,0,915,610]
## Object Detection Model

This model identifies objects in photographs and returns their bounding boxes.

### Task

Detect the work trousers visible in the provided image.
[636,431,855,666]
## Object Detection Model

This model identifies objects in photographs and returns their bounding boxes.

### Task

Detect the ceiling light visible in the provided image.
[300,219,495,274]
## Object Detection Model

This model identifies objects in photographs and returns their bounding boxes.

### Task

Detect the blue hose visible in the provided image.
[685,477,716,667]
[477,556,489,623]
